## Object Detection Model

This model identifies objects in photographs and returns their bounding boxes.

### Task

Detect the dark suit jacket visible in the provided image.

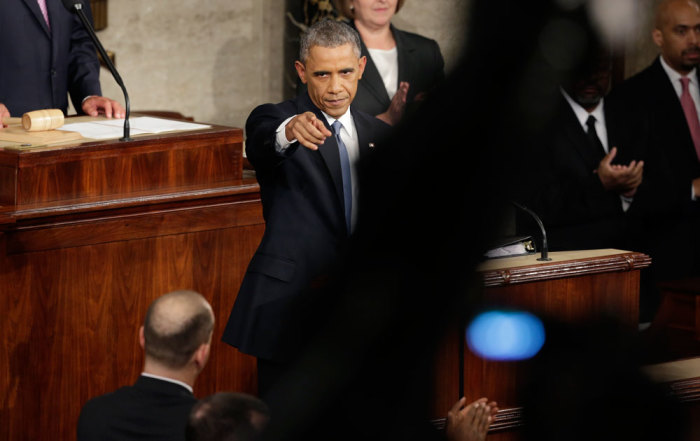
[77,375,196,441]
[221,92,391,362]
[0,0,102,115]
[609,57,700,218]
[607,57,700,281]
[352,23,445,118]
[519,93,640,251]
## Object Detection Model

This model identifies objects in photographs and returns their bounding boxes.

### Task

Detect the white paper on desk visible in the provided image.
[97,117,211,133]
[57,122,148,140]
[58,117,211,139]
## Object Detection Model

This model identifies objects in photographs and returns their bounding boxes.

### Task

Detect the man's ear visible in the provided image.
[139,326,146,350]
[295,60,308,84]
[193,342,211,372]
[652,29,664,49]
[357,55,367,79]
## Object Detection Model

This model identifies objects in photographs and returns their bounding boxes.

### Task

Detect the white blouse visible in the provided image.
[368,46,399,99]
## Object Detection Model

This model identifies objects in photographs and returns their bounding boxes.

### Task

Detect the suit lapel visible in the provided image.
[392,25,411,87]
[318,128,346,213]
[359,41,391,106]
[650,58,700,163]
[651,58,687,124]
[560,97,600,170]
[350,21,391,107]
[22,0,51,38]
[297,94,346,213]
[351,107,372,159]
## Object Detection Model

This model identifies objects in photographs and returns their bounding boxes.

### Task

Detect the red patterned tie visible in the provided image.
[37,0,50,28]
[680,77,700,161]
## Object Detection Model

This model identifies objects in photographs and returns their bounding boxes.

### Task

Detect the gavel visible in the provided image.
[1,109,64,131]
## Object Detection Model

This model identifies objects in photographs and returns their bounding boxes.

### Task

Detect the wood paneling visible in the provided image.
[0,122,242,206]
[0,126,263,441]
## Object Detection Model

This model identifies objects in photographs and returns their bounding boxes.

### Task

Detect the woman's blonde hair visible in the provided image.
[333,0,405,20]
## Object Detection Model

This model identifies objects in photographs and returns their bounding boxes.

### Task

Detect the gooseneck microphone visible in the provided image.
[511,201,551,261]
[61,0,132,141]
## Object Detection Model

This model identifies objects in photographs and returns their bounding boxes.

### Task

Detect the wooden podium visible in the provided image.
[0,120,264,441]
[432,249,651,440]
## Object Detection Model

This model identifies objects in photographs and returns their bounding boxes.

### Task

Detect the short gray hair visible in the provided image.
[299,19,362,63]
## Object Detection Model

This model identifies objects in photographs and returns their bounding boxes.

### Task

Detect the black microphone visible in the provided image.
[511,201,551,261]
[61,0,132,141]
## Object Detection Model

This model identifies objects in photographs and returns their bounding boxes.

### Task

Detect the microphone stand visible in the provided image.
[511,201,551,261]
[70,2,132,141]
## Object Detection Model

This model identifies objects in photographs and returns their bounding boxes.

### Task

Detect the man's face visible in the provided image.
[565,55,612,110]
[654,0,700,74]
[295,43,366,118]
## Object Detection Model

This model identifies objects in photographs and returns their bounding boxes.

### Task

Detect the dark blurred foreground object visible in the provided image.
[257,1,640,441]
[186,392,270,441]
[519,318,690,441]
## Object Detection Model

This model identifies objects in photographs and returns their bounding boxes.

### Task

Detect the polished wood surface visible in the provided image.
[0,117,242,206]
[479,249,652,286]
[0,126,262,441]
[431,250,650,440]
[643,357,700,440]
[645,278,700,362]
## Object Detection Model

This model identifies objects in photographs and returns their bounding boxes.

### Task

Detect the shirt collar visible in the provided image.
[561,88,606,129]
[660,55,697,84]
[140,372,193,393]
[322,109,355,138]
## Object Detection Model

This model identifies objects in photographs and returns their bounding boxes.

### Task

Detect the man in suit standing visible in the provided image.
[609,0,700,321]
[521,48,644,252]
[77,290,215,441]
[0,0,124,124]
[221,18,390,400]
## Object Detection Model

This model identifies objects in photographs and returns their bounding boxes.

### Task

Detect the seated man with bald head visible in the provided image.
[77,290,215,441]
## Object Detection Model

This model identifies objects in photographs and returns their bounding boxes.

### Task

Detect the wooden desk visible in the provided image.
[645,278,700,362]
[642,357,700,440]
[432,249,651,440]
[0,123,264,441]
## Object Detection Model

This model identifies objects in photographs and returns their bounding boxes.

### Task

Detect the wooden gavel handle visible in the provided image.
[1,117,22,126]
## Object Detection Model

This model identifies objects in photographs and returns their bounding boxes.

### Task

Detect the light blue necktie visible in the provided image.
[331,120,352,233]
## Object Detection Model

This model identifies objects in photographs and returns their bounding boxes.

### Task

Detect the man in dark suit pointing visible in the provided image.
[222,18,391,399]
[77,290,215,441]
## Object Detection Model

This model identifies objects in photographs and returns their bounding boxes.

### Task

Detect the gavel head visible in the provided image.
[22,109,64,131]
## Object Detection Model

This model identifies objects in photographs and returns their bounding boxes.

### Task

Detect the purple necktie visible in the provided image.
[37,0,50,28]
[680,77,700,161]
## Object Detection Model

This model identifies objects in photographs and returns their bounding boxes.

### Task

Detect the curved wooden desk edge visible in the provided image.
[478,250,652,287]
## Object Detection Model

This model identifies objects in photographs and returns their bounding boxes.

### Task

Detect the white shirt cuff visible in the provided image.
[275,116,297,152]
[81,95,97,104]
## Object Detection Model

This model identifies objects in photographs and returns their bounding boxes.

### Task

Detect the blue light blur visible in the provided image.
[466,310,546,361]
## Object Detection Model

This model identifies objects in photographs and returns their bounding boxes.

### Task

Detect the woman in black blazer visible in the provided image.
[333,0,445,125]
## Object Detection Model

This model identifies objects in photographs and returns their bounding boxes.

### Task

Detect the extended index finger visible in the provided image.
[311,116,332,137]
